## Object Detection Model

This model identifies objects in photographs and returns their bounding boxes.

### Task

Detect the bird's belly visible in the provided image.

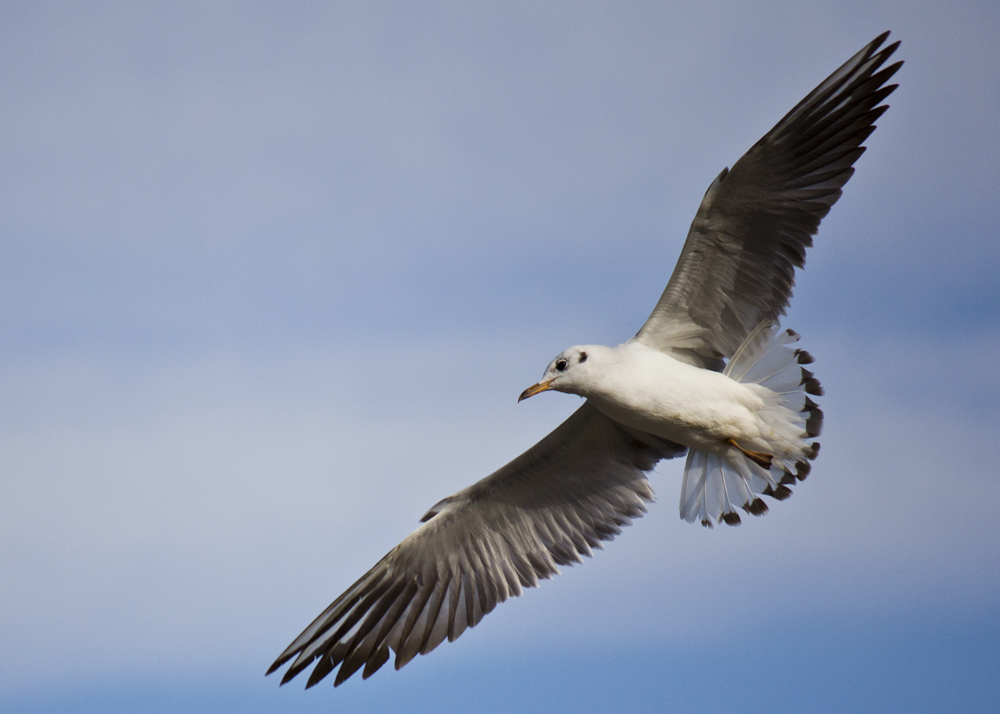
[586,370,763,452]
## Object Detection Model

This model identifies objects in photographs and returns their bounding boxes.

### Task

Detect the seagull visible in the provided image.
[268,32,901,688]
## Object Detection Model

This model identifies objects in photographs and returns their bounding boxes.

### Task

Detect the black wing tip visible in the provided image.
[745,498,769,516]
[362,645,392,680]
[333,664,357,687]
[763,483,793,501]
[805,406,824,438]
[275,636,395,689]
[279,666,301,686]
[800,368,824,396]
[266,652,306,684]
[721,511,742,526]
[870,33,904,84]
[866,31,899,60]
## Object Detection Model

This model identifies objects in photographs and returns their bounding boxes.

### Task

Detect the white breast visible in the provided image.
[580,342,766,452]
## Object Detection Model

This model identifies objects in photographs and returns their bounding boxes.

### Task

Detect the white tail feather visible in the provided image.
[679,324,822,527]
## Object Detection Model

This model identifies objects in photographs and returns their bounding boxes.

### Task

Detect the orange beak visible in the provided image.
[518,378,555,402]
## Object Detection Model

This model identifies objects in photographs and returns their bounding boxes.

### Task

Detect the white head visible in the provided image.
[518,345,606,402]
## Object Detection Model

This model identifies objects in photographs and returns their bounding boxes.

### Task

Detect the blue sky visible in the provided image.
[2,2,998,712]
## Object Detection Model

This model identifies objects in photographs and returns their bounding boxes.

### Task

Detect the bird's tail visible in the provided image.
[679,323,823,527]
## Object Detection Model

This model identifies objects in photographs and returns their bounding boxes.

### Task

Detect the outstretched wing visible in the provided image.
[267,403,684,688]
[635,32,902,369]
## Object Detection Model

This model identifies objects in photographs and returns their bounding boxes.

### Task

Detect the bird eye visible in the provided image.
[555,359,568,372]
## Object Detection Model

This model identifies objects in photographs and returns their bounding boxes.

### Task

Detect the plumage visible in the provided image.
[268,32,900,687]
[635,32,901,368]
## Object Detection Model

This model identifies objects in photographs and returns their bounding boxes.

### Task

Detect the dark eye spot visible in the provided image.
[555,359,568,372]
[578,351,587,363]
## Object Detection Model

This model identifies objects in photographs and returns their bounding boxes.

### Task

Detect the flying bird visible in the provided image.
[268,32,901,688]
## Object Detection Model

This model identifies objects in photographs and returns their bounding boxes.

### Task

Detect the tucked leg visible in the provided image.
[725,438,773,470]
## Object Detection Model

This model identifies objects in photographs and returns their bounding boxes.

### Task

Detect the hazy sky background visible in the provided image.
[2,2,998,713]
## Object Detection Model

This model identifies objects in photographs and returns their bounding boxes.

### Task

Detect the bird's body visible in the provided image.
[268,32,902,689]
[544,342,765,451]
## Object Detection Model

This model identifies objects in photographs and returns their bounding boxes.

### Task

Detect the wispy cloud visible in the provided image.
[0,1,997,707]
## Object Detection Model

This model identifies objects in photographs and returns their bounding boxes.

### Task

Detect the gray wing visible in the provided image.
[267,403,685,688]
[635,32,902,369]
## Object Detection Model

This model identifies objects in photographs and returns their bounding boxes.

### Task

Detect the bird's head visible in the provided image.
[518,345,600,402]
